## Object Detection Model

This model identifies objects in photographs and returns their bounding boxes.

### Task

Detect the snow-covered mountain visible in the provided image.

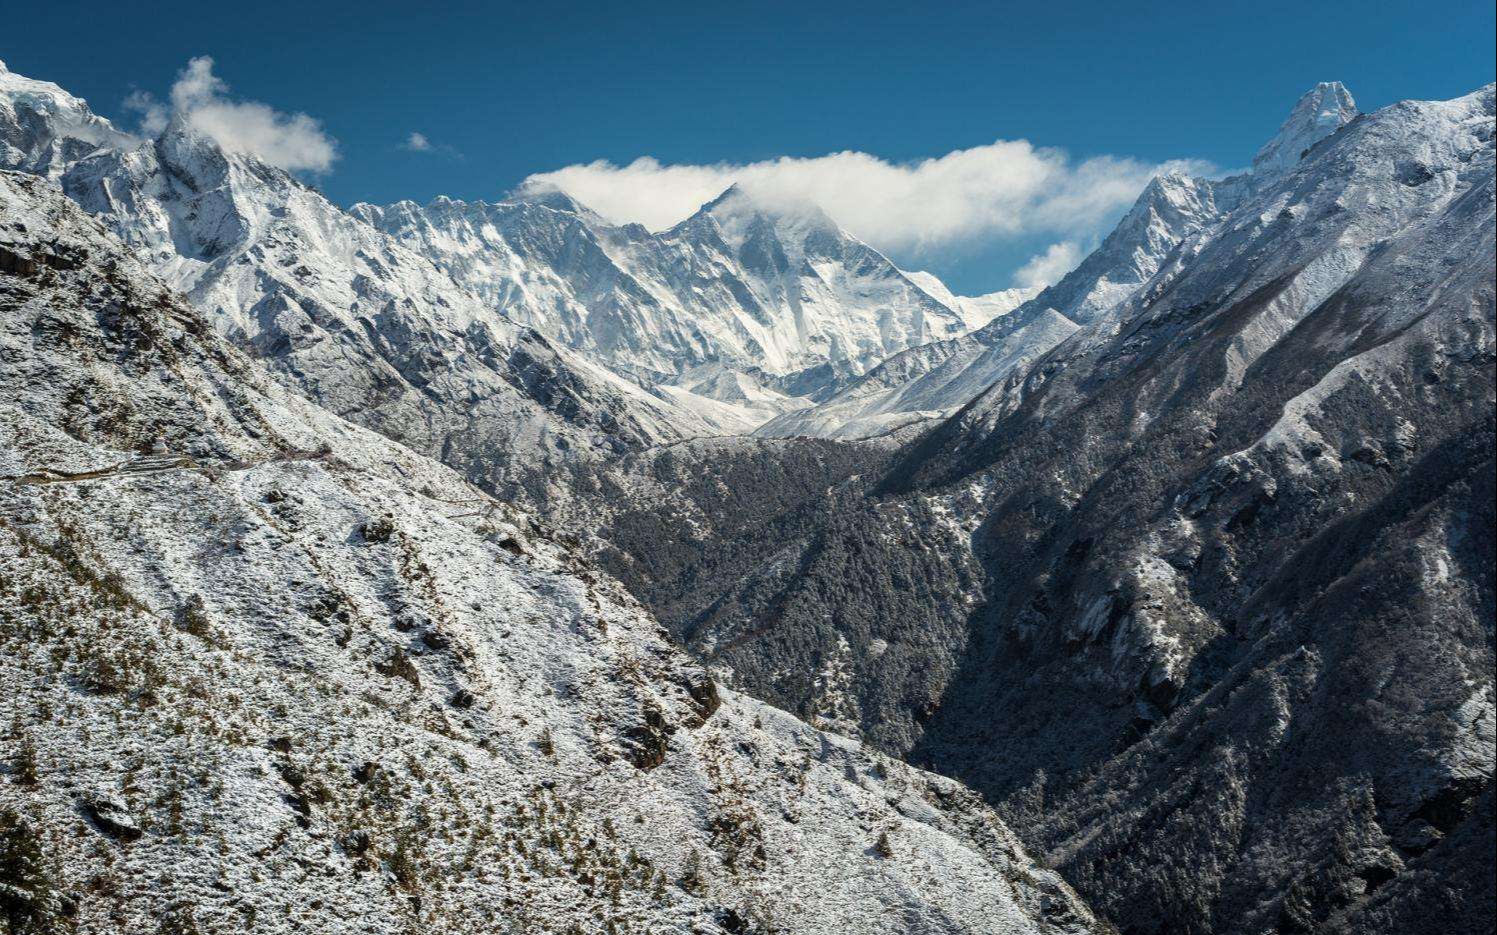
[1,60,730,511]
[4,50,1492,935]
[0,168,1105,935]
[354,183,1001,421]
[1252,80,1360,175]
[759,86,1361,440]
[619,81,1495,935]
[3,57,1057,444]
[1,59,136,178]
[902,271,1039,332]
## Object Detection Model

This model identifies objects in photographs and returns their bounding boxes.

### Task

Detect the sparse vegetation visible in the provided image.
[0,809,69,935]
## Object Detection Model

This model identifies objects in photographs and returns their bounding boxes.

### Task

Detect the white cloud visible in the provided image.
[399,130,461,158]
[1012,241,1084,289]
[123,90,168,137]
[519,145,1210,258]
[127,57,336,173]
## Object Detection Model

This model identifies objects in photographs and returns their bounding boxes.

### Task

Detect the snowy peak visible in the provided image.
[1252,80,1359,175]
[508,183,605,218]
[1132,171,1221,226]
[156,112,237,186]
[1004,169,1236,332]
[0,58,136,178]
[689,182,841,249]
[903,270,1039,331]
[362,181,980,397]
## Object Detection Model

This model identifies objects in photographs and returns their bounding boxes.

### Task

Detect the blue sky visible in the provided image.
[5,0,1494,293]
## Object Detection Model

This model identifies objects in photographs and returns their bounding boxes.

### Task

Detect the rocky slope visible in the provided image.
[888,81,1497,935]
[603,84,1496,934]
[0,169,1106,935]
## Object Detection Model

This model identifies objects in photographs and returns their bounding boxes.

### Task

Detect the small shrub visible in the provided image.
[678,848,707,895]
[158,903,202,935]
[359,518,395,544]
[9,734,39,786]
[177,595,214,642]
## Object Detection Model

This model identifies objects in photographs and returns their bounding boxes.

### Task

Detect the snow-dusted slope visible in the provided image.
[760,85,1362,440]
[356,185,981,393]
[886,81,1497,935]
[0,170,1101,935]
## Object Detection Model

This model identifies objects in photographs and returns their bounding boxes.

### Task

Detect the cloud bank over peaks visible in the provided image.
[127,57,337,173]
[518,143,1212,287]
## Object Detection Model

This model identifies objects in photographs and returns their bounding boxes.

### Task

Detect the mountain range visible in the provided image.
[581,80,1495,935]
[2,55,1493,935]
[352,182,1043,433]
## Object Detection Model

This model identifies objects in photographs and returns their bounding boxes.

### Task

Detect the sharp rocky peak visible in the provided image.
[1252,80,1359,176]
